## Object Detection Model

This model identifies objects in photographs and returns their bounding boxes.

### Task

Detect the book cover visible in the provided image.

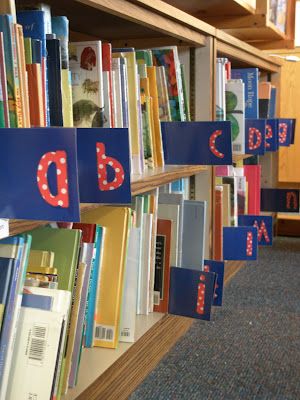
[0,32,9,127]
[236,176,247,216]
[182,200,206,270]
[219,176,238,227]
[226,79,245,154]
[136,49,153,67]
[152,47,185,121]
[244,165,261,215]
[157,203,180,267]
[220,183,231,227]
[81,206,131,349]
[169,267,216,321]
[156,65,171,122]
[112,57,123,128]
[269,86,277,118]
[139,213,153,315]
[265,119,278,152]
[261,188,300,213]
[223,226,258,260]
[203,259,225,307]
[161,121,232,165]
[0,14,21,127]
[158,193,184,267]
[154,219,172,313]
[238,215,273,246]
[46,37,63,126]
[69,41,105,128]
[51,16,69,70]
[6,307,63,400]
[245,118,266,155]
[259,82,271,119]
[119,57,129,128]
[231,68,259,119]
[213,186,223,261]
[133,196,144,315]
[26,63,45,126]
[216,58,227,121]
[181,63,190,121]
[113,48,143,174]
[61,69,73,127]
[119,227,140,342]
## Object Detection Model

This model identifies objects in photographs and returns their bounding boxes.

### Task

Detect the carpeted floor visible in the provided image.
[129,237,300,400]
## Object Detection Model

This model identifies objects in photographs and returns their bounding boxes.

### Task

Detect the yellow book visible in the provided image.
[112,51,143,175]
[0,0,16,23]
[0,243,18,258]
[61,69,73,127]
[147,66,164,167]
[221,183,231,227]
[28,249,55,268]
[81,206,131,349]
[61,261,86,395]
[0,304,4,330]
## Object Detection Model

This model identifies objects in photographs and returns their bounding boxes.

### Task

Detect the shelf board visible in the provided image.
[277,213,300,221]
[131,165,207,195]
[162,0,256,17]
[224,20,286,43]
[61,259,243,400]
[232,154,254,162]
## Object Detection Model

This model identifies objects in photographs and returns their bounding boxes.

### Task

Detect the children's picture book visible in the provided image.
[226,79,245,154]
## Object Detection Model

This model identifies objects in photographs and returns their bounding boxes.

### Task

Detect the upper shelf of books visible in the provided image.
[16,0,282,73]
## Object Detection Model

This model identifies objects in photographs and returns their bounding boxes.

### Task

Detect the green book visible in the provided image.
[136,49,153,67]
[0,82,5,127]
[24,37,32,64]
[28,227,81,291]
[181,64,190,122]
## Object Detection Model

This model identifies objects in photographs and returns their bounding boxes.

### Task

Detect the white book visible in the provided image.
[119,227,140,342]
[102,70,112,128]
[157,203,180,267]
[139,213,153,315]
[21,287,71,399]
[134,197,144,315]
[112,58,123,128]
[6,307,63,400]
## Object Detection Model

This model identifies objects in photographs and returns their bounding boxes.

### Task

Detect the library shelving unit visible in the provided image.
[10,1,282,399]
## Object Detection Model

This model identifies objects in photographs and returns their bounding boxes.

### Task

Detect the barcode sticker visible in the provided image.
[94,325,114,342]
[120,329,130,337]
[233,144,242,152]
[28,323,48,365]
[153,291,160,306]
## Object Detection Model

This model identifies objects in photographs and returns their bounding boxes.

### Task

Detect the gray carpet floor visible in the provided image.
[129,237,300,400]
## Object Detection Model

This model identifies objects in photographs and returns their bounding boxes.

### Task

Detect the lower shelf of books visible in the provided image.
[63,312,164,400]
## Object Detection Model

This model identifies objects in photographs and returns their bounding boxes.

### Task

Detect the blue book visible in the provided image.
[51,16,69,70]
[238,215,273,246]
[245,119,266,155]
[269,87,276,118]
[85,226,104,348]
[169,267,216,321]
[161,121,232,165]
[31,39,42,64]
[0,236,24,385]
[21,293,53,310]
[181,200,206,270]
[231,68,259,119]
[261,188,300,213]
[223,227,258,261]
[0,258,13,306]
[203,259,225,306]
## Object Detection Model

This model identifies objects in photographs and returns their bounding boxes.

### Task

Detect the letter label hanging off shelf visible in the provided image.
[203,259,225,306]
[265,119,278,152]
[245,119,265,155]
[261,188,300,213]
[160,121,232,165]
[0,128,80,221]
[278,119,294,147]
[223,226,258,260]
[37,150,69,208]
[77,128,131,203]
[238,215,273,246]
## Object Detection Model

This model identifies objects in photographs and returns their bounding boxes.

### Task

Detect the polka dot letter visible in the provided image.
[96,143,125,191]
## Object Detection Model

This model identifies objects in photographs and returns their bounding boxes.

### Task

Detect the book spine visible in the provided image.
[0,32,9,127]
[11,23,23,127]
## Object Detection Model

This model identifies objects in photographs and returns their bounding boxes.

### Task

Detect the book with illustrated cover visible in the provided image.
[136,49,153,67]
[169,267,216,320]
[156,65,171,122]
[226,79,245,154]
[154,219,172,313]
[69,41,105,128]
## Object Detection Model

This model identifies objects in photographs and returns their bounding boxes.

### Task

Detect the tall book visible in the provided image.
[26,63,45,126]
[231,68,259,119]
[244,165,261,214]
[69,41,105,128]
[216,58,227,121]
[102,43,114,127]
[226,79,245,154]
[81,206,131,349]
[0,32,9,127]
[259,81,272,119]
[213,186,223,261]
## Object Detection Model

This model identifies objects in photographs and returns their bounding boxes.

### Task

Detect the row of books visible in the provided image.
[0,3,190,175]
[216,58,277,154]
[0,178,226,400]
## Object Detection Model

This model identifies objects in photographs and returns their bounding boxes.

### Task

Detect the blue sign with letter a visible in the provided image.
[0,128,80,221]
[77,128,131,204]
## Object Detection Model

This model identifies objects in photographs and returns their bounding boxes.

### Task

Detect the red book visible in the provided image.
[72,223,96,243]
[26,63,45,127]
[154,219,172,313]
[244,165,261,214]
[102,43,114,127]
[213,186,223,261]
